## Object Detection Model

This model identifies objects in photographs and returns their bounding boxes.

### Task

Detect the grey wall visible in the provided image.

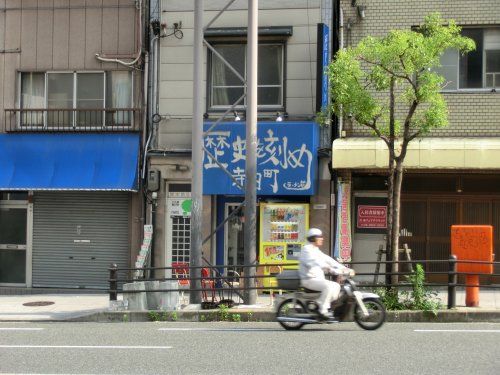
[0,0,139,132]
[158,0,323,149]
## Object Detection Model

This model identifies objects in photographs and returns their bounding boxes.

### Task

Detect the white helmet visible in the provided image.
[306,228,323,240]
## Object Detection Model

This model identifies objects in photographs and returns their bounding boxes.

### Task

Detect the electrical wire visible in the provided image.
[164,29,184,39]
[95,0,143,67]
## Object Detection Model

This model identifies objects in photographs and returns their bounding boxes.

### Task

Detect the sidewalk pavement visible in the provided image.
[0,289,499,323]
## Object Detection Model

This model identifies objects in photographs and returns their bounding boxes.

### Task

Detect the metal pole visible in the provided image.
[244,0,258,305]
[448,255,457,309]
[191,0,203,304]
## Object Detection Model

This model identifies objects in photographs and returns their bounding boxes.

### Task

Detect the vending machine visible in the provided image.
[259,203,309,289]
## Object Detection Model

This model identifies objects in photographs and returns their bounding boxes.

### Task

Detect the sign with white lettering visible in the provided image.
[203,122,319,195]
[354,197,388,234]
[357,205,387,229]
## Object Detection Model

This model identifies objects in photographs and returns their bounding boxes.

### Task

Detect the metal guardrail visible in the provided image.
[108,257,500,310]
[5,108,142,132]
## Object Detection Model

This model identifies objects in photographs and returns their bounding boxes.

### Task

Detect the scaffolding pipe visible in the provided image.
[244,0,258,305]
[191,0,204,304]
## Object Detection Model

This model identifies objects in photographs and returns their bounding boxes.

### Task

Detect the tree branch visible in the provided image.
[362,116,390,147]
[360,56,415,89]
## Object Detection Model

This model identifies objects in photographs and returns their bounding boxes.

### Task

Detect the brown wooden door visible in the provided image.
[402,196,498,284]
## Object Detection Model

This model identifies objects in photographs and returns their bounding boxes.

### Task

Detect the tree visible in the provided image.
[327,13,475,285]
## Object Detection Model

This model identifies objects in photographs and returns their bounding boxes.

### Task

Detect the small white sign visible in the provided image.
[168,198,192,217]
[313,204,327,210]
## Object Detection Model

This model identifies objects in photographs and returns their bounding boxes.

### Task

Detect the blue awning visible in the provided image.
[0,133,139,191]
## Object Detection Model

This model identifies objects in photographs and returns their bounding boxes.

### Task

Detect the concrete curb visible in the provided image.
[61,308,500,323]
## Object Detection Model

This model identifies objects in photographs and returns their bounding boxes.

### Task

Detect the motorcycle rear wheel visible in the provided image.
[354,298,386,330]
[276,299,307,330]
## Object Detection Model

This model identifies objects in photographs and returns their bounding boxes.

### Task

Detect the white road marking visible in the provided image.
[158,327,280,332]
[415,329,500,333]
[0,328,44,331]
[0,345,172,349]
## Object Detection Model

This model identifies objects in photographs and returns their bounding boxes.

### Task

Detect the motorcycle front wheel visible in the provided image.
[354,298,386,330]
[276,299,307,330]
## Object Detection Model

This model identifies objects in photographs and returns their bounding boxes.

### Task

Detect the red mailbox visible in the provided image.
[451,225,494,307]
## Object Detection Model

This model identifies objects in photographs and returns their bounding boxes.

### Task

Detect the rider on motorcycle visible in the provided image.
[299,228,354,320]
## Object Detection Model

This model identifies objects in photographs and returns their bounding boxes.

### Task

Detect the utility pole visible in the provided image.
[190,0,203,304]
[244,0,258,305]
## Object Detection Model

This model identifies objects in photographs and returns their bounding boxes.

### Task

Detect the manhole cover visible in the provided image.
[23,301,55,307]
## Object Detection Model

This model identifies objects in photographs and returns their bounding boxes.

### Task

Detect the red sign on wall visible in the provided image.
[357,205,387,229]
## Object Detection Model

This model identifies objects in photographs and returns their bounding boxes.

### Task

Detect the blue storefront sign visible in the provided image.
[203,121,319,196]
[321,24,330,110]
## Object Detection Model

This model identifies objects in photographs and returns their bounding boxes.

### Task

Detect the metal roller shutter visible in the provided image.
[32,192,130,289]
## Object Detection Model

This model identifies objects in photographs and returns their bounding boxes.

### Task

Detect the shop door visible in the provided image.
[165,184,191,273]
[352,195,387,282]
[0,201,30,285]
[402,197,498,283]
[32,192,129,289]
[225,204,244,272]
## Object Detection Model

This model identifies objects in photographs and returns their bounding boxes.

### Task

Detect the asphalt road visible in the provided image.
[0,322,499,375]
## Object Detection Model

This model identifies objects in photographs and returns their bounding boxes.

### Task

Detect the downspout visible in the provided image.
[330,0,342,257]
[142,33,159,180]
[338,7,344,138]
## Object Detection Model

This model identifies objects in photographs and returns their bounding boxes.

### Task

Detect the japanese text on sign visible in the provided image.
[203,122,319,195]
[357,205,387,229]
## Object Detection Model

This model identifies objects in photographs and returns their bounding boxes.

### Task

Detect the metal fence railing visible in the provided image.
[109,257,500,310]
[5,108,142,132]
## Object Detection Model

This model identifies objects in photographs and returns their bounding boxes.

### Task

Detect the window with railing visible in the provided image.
[437,27,500,90]
[14,71,135,130]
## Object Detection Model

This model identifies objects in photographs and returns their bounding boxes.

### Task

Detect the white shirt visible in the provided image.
[298,243,350,280]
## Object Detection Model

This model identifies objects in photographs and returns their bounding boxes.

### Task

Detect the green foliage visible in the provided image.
[375,287,405,311]
[122,313,129,323]
[376,264,443,315]
[327,13,475,140]
[148,311,179,322]
[231,313,241,322]
[170,311,178,321]
[246,312,253,322]
[218,304,230,321]
[148,311,161,321]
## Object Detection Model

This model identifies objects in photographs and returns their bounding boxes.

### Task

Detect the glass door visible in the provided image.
[0,204,28,284]
[225,204,244,273]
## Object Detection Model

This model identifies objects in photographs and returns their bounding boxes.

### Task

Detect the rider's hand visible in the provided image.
[349,269,356,277]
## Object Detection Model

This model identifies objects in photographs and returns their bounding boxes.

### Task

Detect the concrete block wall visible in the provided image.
[340,0,500,138]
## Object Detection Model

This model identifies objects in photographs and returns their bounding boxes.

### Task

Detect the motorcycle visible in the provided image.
[275,270,386,330]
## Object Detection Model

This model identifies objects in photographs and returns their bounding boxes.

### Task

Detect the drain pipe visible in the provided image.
[338,6,344,138]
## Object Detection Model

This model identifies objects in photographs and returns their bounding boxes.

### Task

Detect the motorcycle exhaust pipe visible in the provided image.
[276,316,318,324]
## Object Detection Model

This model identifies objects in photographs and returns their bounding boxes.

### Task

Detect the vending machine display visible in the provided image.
[259,203,309,288]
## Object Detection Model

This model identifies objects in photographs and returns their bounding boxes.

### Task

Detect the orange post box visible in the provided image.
[451,225,494,307]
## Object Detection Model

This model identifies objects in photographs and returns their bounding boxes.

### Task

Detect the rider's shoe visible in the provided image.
[318,311,333,321]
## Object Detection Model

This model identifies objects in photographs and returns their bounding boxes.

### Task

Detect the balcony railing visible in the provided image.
[5,108,142,132]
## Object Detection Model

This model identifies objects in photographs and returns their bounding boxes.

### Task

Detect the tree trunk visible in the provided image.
[385,77,396,286]
[385,160,395,286]
[391,159,404,285]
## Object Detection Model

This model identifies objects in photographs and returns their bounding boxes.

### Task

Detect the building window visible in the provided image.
[438,27,500,90]
[208,43,284,110]
[19,71,133,127]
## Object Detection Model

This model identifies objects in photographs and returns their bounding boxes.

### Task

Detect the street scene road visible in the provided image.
[0,322,499,375]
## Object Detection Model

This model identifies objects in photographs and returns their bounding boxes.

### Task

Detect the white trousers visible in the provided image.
[302,278,341,314]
